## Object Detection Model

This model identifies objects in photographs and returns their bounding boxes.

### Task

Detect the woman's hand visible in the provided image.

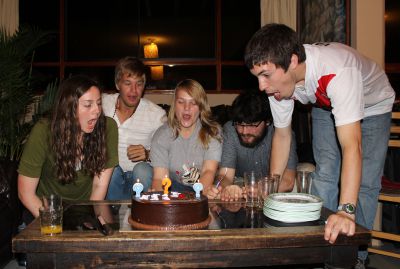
[91,167,114,200]
[18,174,42,218]
[205,185,221,199]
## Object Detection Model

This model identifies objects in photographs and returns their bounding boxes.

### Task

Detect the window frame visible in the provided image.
[30,0,260,93]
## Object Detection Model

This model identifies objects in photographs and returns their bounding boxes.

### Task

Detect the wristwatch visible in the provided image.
[337,203,356,215]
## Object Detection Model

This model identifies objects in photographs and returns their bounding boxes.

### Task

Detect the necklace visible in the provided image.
[113,96,136,123]
[112,105,117,119]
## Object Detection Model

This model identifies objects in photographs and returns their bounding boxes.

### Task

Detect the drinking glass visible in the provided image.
[258,175,277,208]
[296,171,312,194]
[244,206,262,228]
[269,173,281,193]
[39,194,63,235]
[243,171,261,207]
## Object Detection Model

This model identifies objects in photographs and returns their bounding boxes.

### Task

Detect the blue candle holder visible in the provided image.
[193,182,203,198]
[132,179,144,198]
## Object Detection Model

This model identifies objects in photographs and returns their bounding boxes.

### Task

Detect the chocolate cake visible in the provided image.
[129,191,211,230]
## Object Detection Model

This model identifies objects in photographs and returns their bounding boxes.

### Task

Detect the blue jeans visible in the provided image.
[106,162,153,200]
[311,107,391,260]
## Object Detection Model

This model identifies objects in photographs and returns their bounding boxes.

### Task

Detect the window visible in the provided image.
[20,0,260,93]
[385,0,400,97]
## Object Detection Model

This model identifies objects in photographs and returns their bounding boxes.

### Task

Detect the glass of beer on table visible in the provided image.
[39,194,63,235]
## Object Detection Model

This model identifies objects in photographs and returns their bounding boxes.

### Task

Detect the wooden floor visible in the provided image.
[368,253,400,269]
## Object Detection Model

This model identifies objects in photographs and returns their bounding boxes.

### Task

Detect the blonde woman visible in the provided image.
[150,79,222,196]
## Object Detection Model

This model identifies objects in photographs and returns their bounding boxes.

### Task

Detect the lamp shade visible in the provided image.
[144,42,158,58]
[150,66,164,80]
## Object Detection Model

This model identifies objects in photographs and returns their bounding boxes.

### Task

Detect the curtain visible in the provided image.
[260,0,296,30]
[0,0,19,37]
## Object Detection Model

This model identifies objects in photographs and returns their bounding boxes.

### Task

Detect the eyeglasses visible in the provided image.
[233,121,267,130]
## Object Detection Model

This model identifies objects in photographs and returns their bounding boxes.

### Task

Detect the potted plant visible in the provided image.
[0,25,58,263]
[0,26,55,159]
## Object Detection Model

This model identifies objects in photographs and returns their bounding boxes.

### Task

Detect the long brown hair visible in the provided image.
[51,75,107,184]
[168,79,221,148]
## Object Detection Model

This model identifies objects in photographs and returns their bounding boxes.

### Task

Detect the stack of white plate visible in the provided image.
[263,193,323,223]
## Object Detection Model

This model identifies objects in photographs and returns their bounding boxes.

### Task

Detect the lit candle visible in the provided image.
[162,175,172,195]
[132,179,144,198]
[193,182,203,198]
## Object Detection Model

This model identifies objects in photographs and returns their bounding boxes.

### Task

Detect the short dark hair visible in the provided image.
[230,90,271,124]
[114,57,147,84]
[244,23,306,71]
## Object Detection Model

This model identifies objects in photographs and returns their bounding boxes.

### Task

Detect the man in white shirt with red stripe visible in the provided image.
[245,23,395,267]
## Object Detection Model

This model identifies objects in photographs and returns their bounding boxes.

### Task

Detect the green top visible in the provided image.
[18,117,118,201]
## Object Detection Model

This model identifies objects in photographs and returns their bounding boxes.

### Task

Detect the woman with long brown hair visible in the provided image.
[18,75,118,218]
[150,79,222,195]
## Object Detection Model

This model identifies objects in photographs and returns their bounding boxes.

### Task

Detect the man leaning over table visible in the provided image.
[102,57,166,200]
[244,23,395,267]
[207,90,298,201]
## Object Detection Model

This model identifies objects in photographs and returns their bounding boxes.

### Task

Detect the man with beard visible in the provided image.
[207,90,297,201]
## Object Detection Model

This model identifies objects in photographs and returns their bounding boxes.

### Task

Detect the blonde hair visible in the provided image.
[168,79,221,148]
[114,57,146,85]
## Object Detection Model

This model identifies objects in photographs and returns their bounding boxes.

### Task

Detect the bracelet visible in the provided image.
[145,149,151,162]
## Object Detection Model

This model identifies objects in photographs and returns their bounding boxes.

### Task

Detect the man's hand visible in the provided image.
[324,211,356,244]
[127,145,148,162]
[220,185,244,201]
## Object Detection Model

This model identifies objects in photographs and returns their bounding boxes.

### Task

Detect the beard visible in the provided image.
[237,128,267,148]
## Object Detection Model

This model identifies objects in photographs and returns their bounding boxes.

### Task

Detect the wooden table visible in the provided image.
[12,200,370,269]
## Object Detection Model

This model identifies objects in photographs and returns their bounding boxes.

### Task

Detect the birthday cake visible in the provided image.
[129,191,211,230]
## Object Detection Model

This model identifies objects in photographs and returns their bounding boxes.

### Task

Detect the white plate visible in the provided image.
[267,193,323,204]
[264,208,320,222]
[265,193,322,210]
[263,193,323,223]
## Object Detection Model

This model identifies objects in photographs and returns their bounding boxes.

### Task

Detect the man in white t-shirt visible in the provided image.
[102,57,166,200]
[245,23,395,267]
